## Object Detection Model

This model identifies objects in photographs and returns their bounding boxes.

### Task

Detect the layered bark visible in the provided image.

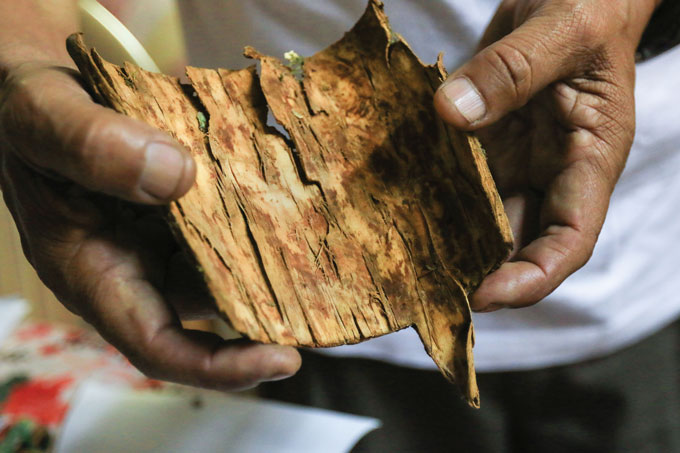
[67,0,512,406]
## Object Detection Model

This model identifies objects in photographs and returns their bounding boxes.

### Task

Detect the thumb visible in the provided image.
[434,15,579,129]
[0,64,195,204]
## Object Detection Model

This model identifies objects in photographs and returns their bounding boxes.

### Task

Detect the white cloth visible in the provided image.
[178,0,680,372]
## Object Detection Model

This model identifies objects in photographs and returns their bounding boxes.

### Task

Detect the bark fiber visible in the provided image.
[67,0,513,406]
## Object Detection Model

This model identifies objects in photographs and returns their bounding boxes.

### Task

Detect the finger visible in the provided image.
[4,155,300,389]
[87,260,301,390]
[127,211,217,320]
[164,251,217,320]
[501,191,541,255]
[0,153,36,266]
[88,272,301,391]
[471,156,611,311]
[0,65,195,204]
[476,0,516,52]
[434,12,586,129]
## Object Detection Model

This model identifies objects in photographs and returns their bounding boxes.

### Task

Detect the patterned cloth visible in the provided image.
[0,322,163,452]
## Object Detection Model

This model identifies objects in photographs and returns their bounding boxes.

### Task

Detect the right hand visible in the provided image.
[0,61,301,390]
[434,0,659,312]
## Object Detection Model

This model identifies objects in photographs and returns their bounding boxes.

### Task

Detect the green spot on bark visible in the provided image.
[197,111,208,133]
[284,50,305,81]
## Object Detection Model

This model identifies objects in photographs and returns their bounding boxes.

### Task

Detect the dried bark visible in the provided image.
[67,0,512,406]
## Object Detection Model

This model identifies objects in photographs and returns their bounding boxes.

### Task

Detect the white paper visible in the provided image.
[55,380,380,453]
[0,296,28,346]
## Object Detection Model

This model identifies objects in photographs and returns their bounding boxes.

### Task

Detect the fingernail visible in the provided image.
[264,372,296,382]
[263,347,301,381]
[141,142,188,200]
[479,303,507,313]
[439,77,486,123]
[472,303,500,313]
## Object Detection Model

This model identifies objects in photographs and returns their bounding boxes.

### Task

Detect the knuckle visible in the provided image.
[124,335,169,381]
[571,231,598,272]
[69,110,148,198]
[195,353,217,379]
[582,236,597,263]
[0,78,36,151]
[0,66,108,184]
[590,115,634,181]
[221,374,259,391]
[0,70,26,110]
[569,232,595,268]
[584,142,624,186]
[213,360,258,390]
[69,112,104,178]
[482,41,534,106]
[69,111,129,194]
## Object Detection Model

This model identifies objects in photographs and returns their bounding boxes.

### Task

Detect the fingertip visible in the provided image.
[469,267,506,311]
[139,141,196,203]
[470,261,540,311]
[474,303,508,314]
[264,346,301,381]
[434,76,487,130]
[202,342,301,390]
[243,344,301,383]
[175,149,197,198]
[470,285,493,312]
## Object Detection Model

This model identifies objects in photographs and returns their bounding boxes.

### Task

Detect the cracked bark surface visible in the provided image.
[67,0,512,406]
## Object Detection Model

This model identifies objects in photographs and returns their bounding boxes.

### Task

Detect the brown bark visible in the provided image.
[67,0,512,407]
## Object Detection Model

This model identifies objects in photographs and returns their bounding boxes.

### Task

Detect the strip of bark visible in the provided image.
[66,0,512,407]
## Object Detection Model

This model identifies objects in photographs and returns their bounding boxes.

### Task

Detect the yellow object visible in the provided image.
[78,0,161,71]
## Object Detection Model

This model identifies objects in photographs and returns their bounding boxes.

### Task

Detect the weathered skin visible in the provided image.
[67,0,512,406]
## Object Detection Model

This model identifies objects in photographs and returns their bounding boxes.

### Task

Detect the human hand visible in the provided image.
[0,63,300,389]
[434,0,660,311]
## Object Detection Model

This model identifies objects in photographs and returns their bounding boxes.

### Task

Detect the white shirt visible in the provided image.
[179,0,680,372]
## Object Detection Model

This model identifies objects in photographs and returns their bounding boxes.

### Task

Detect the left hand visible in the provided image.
[0,64,301,391]
[434,0,661,311]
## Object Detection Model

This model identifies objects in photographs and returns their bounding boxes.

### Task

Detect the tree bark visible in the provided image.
[67,0,512,407]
